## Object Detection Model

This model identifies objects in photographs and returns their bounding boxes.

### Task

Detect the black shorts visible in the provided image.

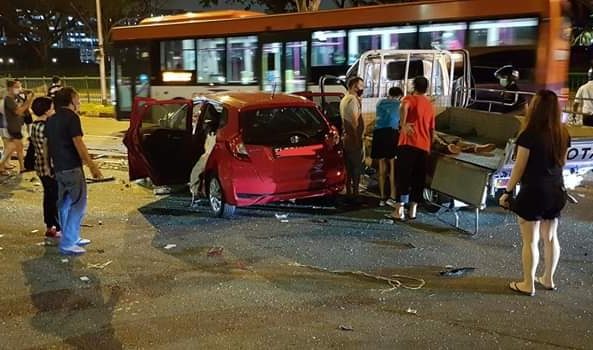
[511,184,567,221]
[371,128,398,159]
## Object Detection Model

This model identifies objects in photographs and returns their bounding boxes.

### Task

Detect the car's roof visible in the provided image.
[205,91,317,109]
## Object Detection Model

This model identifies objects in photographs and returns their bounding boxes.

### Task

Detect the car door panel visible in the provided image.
[124,97,196,186]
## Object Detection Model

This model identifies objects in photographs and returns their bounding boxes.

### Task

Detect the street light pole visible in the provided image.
[95,0,108,105]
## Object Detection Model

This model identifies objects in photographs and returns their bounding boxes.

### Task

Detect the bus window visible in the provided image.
[419,22,467,50]
[312,30,346,66]
[469,18,538,47]
[197,38,226,84]
[161,40,196,70]
[348,26,416,64]
[262,43,282,92]
[227,36,257,84]
[285,41,308,93]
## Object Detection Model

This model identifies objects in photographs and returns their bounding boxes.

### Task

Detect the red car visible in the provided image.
[124,92,345,217]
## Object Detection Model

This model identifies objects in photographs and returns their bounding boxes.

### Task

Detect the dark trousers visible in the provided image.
[583,114,593,127]
[40,176,60,230]
[396,145,428,203]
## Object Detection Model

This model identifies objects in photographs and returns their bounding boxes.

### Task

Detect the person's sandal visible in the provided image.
[509,281,535,296]
[535,276,557,291]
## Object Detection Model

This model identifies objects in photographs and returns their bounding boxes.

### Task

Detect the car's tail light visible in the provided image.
[326,125,340,147]
[227,133,249,160]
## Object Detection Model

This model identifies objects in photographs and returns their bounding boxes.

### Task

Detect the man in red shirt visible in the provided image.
[391,76,435,220]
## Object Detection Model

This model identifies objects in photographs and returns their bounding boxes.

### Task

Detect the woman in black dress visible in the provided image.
[499,90,570,296]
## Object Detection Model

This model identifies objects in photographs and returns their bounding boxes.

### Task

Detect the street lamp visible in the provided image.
[96,0,108,105]
[8,58,14,64]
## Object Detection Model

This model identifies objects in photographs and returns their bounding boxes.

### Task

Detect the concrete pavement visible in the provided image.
[0,164,592,348]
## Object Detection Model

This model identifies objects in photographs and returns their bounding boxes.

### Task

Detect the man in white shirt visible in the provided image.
[574,69,593,126]
[339,77,365,202]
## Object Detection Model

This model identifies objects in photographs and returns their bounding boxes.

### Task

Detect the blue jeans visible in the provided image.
[55,167,87,249]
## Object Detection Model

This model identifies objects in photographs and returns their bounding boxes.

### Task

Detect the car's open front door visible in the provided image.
[123,97,196,186]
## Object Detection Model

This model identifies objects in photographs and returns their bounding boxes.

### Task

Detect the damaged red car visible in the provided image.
[124,92,345,217]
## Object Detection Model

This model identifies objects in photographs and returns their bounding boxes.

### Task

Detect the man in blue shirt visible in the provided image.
[46,87,103,255]
[371,87,403,207]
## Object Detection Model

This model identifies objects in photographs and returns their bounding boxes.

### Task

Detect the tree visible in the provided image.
[0,0,78,64]
[69,0,165,53]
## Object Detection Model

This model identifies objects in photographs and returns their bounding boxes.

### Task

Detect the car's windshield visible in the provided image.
[241,107,328,147]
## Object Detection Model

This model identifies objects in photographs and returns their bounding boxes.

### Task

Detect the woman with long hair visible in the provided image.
[499,90,570,296]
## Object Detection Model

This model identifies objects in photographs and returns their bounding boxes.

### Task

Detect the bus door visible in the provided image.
[260,32,310,93]
[113,43,152,120]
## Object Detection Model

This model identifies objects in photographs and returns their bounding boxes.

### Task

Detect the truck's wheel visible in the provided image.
[208,176,236,218]
[422,188,451,213]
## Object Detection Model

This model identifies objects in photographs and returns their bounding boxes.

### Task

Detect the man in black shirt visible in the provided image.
[46,87,102,255]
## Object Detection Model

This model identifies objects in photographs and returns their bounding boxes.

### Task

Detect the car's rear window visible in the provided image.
[241,107,328,147]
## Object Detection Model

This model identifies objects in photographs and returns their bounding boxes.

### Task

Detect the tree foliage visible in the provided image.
[0,0,78,63]
[0,0,164,64]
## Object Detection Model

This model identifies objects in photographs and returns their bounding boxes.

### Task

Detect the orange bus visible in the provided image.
[109,0,570,118]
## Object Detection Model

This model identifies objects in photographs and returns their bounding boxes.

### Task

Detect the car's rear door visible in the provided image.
[240,106,338,193]
[123,97,197,186]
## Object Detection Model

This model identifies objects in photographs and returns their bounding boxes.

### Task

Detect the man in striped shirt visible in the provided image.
[30,97,61,244]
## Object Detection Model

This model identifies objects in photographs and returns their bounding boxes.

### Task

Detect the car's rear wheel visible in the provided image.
[208,176,236,218]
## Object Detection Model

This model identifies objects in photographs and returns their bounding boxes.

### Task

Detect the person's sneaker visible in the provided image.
[60,245,86,255]
[379,200,386,207]
[45,227,61,238]
[386,198,397,208]
[76,238,92,246]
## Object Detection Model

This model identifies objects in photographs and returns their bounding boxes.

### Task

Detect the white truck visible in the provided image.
[342,49,593,233]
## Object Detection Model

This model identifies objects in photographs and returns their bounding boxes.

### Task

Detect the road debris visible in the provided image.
[406,307,418,315]
[163,244,177,250]
[207,247,224,257]
[87,260,113,269]
[81,224,94,228]
[86,176,116,184]
[338,325,354,331]
[0,247,3,251]
[289,262,425,293]
[98,220,103,226]
[79,276,90,282]
[31,229,39,234]
[0,234,4,238]
[311,218,328,224]
[61,258,69,263]
[379,218,394,225]
[439,267,476,277]
[275,213,289,222]
[154,187,172,195]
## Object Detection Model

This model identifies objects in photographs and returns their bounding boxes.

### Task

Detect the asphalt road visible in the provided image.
[0,167,592,349]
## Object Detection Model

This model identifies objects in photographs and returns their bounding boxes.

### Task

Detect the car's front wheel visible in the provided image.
[208,176,236,218]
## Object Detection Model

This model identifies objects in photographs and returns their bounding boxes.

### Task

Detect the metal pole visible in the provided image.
[96,0,108,105]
